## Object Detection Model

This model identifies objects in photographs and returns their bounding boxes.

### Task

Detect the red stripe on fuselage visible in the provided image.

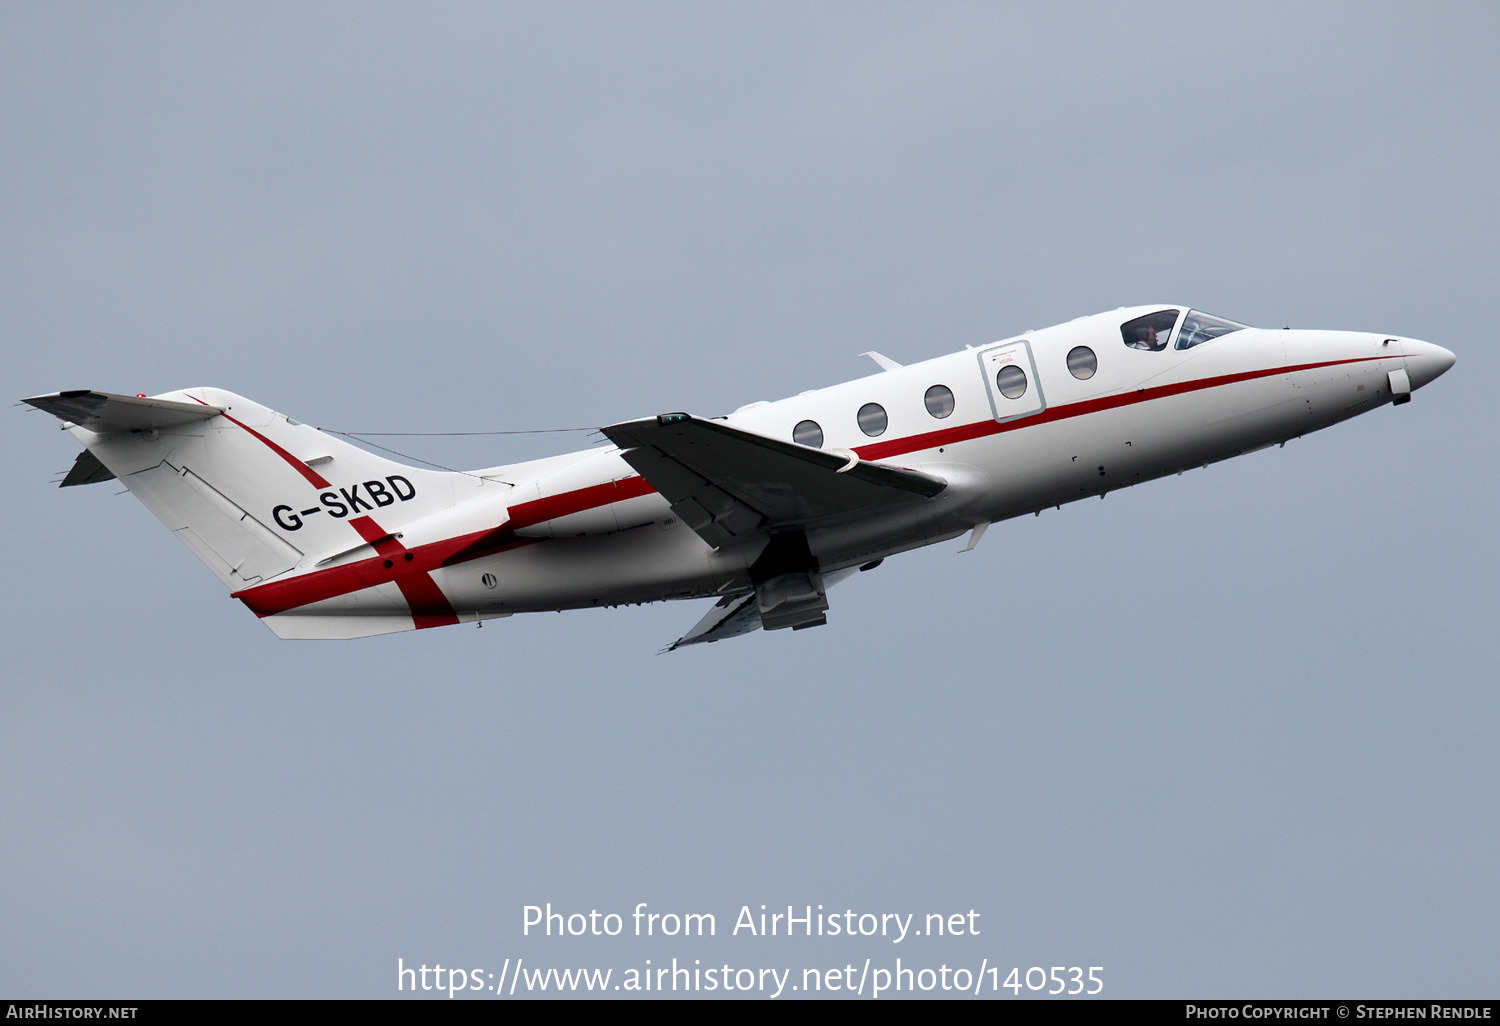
[194,397,466,626]
[505,475,656,531]
[854,356,1393,461]
[393,573,460,629]
[233,354,1393,623]
[229,479,658,618]
[232,524,533,617]
[348,515,403,554]
[344,514,460,624]
[184,394,332,488]
[350,519,460,626]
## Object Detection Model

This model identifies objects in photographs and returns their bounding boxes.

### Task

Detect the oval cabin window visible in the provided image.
[792,420,824,448]
[995,364,1028,399]
[924,384,955,419]
[1067,346,1097,380]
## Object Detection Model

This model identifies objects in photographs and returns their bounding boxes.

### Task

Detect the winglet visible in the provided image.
[861,351,903,372]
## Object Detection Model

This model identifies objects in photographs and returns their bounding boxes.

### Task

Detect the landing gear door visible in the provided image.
[977,339,1046,424]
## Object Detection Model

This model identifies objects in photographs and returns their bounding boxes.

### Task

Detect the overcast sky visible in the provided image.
[3,1,1495,999]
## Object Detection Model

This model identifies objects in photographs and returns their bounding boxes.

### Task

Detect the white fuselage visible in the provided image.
[53,305,1448,640]
[409,306,1452,620]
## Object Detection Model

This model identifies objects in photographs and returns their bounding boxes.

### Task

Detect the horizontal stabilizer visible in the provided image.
[666,592,762,651]
[60,449,115,487]
[23,390,223,433]
[602,413,945,548]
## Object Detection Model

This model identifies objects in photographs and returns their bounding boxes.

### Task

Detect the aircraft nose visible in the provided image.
[1404,339,1457,390]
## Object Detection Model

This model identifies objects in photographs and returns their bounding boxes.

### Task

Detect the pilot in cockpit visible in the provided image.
[1121,309,1179,351]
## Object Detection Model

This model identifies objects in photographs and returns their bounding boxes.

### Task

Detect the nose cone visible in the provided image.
[1405,339,1457,390]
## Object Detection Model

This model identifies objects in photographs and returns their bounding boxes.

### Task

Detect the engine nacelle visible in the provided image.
[510,449,669,539]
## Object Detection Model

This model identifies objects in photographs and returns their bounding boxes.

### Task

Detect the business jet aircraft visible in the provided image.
[24,305,1454,649]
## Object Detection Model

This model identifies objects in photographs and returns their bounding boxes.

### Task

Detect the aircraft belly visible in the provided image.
[1325,360,1400,421]
[262,613,424,640]
[1195,373,1341,450]
[789,458,989,570]
[437,521,738,613]
[1045,376,1306,498]
[985,434,1057,502]
[1292,353,1402,428]
[278,580,414,617]
[809,515,969,573]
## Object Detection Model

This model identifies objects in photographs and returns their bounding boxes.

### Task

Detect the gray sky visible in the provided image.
[3,1,1495,998]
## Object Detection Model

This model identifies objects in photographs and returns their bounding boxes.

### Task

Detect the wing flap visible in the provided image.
[602,414,944,548]
[23,390,223,432]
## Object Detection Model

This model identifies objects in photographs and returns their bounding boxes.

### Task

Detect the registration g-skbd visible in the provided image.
[1000,966,1104,995]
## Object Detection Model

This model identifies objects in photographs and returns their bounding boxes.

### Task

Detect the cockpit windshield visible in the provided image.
[1176,310,1250,350]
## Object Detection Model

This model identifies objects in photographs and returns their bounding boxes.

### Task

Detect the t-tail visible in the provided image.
[23,388,511,639]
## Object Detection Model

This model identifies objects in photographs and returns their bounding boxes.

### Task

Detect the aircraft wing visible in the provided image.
[665,592,761,651]
[23,390,224,432]
[665,564,862,651]
[601,413,945,548]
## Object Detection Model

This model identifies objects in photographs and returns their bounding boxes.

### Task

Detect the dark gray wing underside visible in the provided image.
[665,592,762,651]
[60,449,115,487]
[23,390,223,433]
[601,414,945,549]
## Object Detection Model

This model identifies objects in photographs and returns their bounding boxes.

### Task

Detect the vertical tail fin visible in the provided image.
[26,388,484,591]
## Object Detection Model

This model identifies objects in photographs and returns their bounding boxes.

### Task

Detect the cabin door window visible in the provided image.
[976,340,1047,424]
